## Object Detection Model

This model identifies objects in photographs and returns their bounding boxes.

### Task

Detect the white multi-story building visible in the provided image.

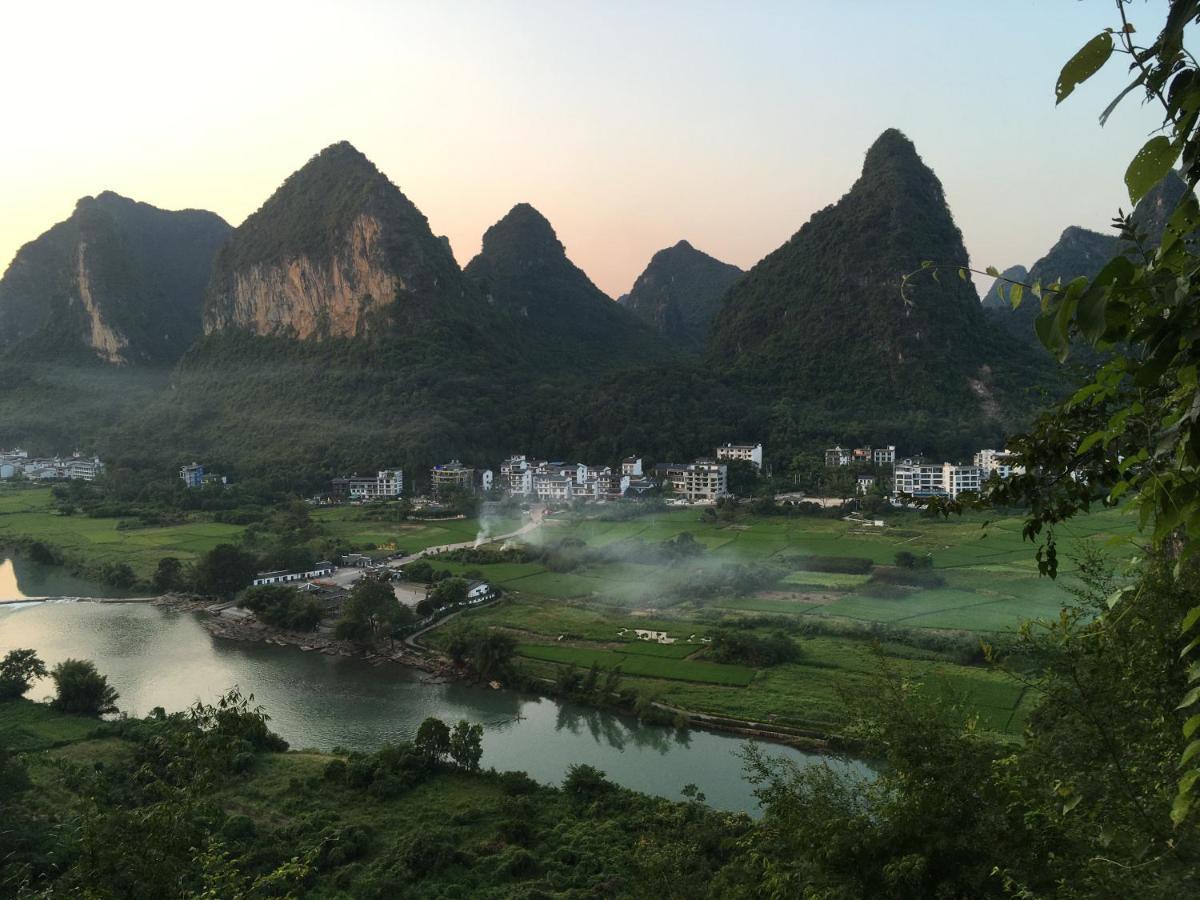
[355,469,404,500]
[715,442,763,470]
[621,456,643,477]
[893,459,981,500]
[974,449,1023,480]
[873,445,896,466]
[534,475,575,501]
[653,460,728,503]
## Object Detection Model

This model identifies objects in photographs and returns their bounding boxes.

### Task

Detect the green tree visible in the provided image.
[413,717,451,763]
[428,576,468,610]
[238,585,324,631]
[49,659,119,717]
[0,649,47,699]
[335,576,406,642]
[151,556,186,593]
[193,544,259,599]
[902,0,1200,825]
[448,720,483,771]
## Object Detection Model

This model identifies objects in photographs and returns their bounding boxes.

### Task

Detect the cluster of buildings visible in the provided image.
[330,469,405,501]
[825,444,897,467]
[319,442,765,506]
[0,448,104,482]
[893,449,1023,501]
[821,442,1024,501]
[493,443,761,504]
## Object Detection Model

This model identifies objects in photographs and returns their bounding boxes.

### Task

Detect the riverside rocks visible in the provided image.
[153,593,453,676]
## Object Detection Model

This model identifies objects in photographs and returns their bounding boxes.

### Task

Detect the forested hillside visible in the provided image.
[0,192,230,364]
[619,240,743,351]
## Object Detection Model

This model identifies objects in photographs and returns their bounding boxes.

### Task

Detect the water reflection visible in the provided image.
[0,601,871,814]
[0,555,131,600]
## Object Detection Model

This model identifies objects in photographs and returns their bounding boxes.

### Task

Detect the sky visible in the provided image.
[0,0,1171,298]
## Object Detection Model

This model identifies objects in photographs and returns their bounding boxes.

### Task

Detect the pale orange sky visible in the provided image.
[0,1,1166,298]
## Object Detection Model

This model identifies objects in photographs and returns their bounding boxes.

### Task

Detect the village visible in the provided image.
[154,438,1025,647]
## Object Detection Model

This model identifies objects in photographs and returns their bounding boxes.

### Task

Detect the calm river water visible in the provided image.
[0,556,868,813]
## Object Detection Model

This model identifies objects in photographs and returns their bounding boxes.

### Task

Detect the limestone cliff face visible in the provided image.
[203,142,471,342]
[0,192,230,364]
[206,214,400,339]
[75,242,129,364]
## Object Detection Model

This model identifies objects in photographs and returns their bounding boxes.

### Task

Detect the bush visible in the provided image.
[498,770,540,796]
[562,764,615,802]
[709,629,801,667]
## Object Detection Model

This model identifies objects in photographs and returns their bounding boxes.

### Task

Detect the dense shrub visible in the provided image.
[49,659,119,717]
[238,584,325,631]
[709,629,801,667]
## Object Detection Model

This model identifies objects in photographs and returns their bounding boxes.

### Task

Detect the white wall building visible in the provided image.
[338,469,404,500]
[252,561,335,586]
[893,459,981,500]
[974,449,1023,480]
[715,442,763,470]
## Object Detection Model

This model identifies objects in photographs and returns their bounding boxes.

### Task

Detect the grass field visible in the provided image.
[0,488,246,578]
[0,488,520,582]
[515,644,756,686]
[431,504,1137,739]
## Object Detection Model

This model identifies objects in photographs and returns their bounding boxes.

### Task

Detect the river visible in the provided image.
[0,556,869,814]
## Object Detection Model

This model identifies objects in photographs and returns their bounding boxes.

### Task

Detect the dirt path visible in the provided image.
[388,505,545,569]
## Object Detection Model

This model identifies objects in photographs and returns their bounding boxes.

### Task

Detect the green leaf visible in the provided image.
[1183,604,1200,635]
[1171,790,1194,826]
[1056,32,1114,104]
[1178,685,1200,710]
[958,268,968,281]
[1125,135,1180,205]
[1185,714,1200,739]
[1009,283,1024,310]
[985,266,1000,277]
[1183,739,1200,768]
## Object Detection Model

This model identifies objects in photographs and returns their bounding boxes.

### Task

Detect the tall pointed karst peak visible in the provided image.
[464,203,672,372]
[480,203,564,257]
[707,127,1051,432]
[204,141,473,341]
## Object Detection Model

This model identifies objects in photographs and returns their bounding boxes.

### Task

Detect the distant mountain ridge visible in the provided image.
[619,240,743,351]
[0,192,230,364]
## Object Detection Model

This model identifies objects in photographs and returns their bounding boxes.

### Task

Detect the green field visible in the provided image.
[0,488,247,578]
[430,505,1136,739]
[516,643,756,686]
[0,487,520,580]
